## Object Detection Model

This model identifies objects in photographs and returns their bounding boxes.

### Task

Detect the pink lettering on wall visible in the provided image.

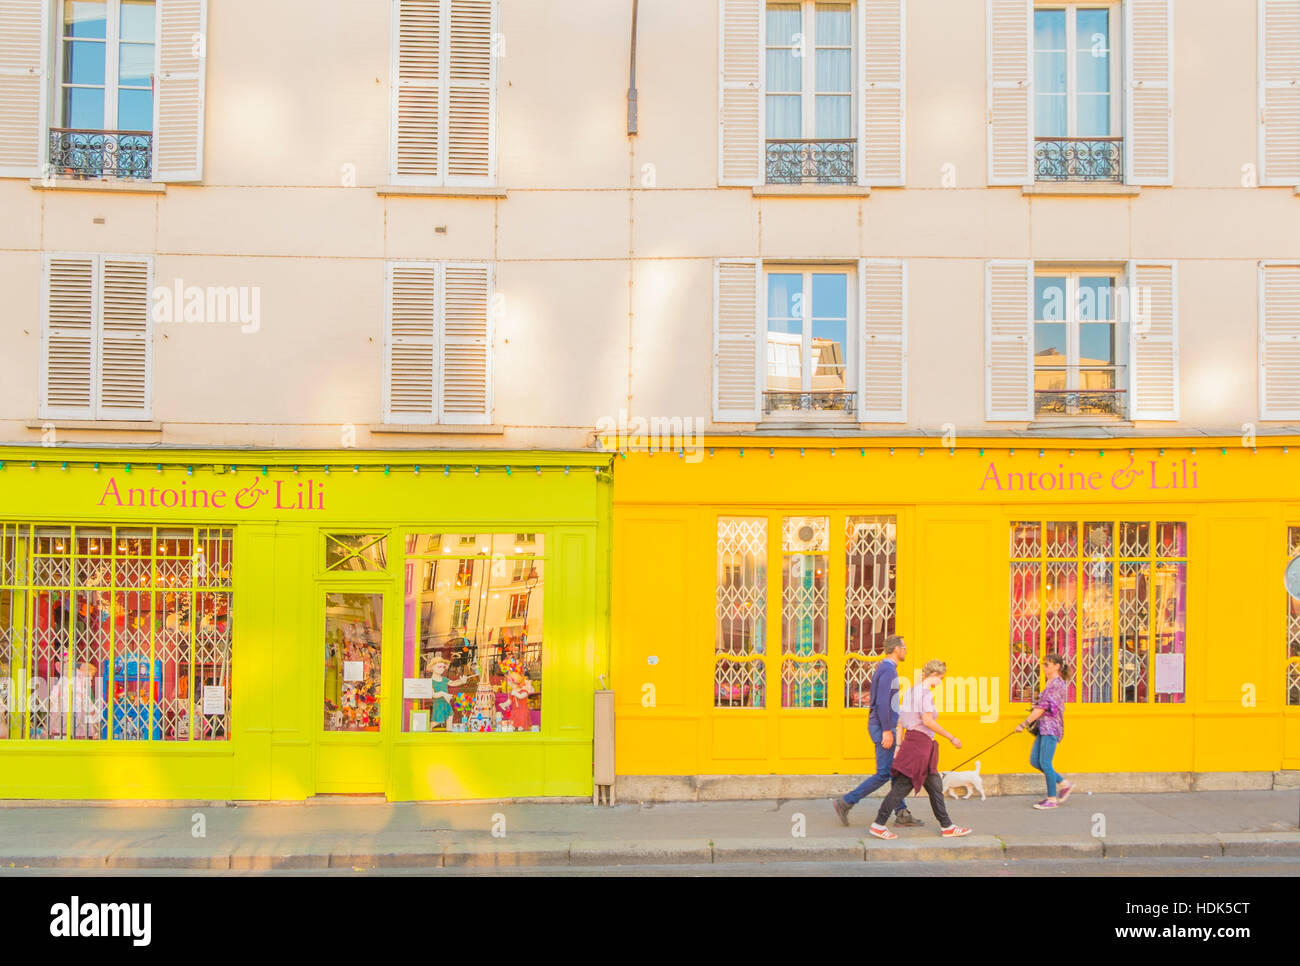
[979,459,1198,494]
[97,476,326,512]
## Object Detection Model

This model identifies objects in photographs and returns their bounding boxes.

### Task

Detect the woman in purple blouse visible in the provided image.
[1015,652,1074,809]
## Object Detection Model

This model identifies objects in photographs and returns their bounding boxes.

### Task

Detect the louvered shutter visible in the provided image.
[859,0,905,186]
[392,0,443,183]
[440,263,492,422]
[987,0,1031,185]
[1127,261,1178,420]
[858,259,907,421]
[0,0,47,178]
[98,257,152,418]
[985,260,1032,420]
[41,256,96,419]
[713,258,761,422]
[1260,0,1300,185]
[447,0,494,183]
[1260,263,1300,419]
[154,0,207,182]
[1125,0,1173,185]
[385,263,438,423]
[719,0,762,186]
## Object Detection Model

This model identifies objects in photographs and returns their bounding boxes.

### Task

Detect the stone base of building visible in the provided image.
[616,770,1300,802]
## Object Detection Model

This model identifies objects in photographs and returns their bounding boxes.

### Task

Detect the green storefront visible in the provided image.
[0,447,611,801]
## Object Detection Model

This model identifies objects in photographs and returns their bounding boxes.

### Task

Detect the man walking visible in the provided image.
[831,636,923,828]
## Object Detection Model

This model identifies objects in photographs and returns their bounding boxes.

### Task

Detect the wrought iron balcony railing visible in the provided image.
[1034,137,1123,183]
[763,390,857,415]
[765,139,856,185]
[1034,368,1128,418]
[48,128,152,180]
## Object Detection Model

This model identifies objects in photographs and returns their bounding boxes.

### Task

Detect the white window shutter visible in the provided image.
[858,259,907,422]
[154,0,207,182]
[1125,0,1173,185]
[98,256,152,419]
[391,0,443,183]
[719,0,762,186]
[987,0,1031,185]
[1260,263,1300,419]
[41,255,96,419]
[985,260,1032,420]
[0,0,48,178]
[440,263,492,423]
[860,0,906,186]
[713,258,761,422]
[1127,260,1179,420]
[1260,0,1300,186]
[447,0,495,184]
[385,262,439,424]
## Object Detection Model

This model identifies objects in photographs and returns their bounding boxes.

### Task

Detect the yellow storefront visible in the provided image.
[612,437,1300,785]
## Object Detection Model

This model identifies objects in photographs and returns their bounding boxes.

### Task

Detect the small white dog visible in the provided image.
[940,761,985,801]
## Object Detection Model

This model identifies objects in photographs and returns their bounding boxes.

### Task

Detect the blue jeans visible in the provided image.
[843,722,905,813]
[1030,735,1063,797]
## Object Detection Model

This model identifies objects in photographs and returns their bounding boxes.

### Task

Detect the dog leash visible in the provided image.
[945,727,1021,773]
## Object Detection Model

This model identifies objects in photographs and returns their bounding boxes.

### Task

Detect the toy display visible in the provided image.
[101,655,163,741]
[323,592,383,732]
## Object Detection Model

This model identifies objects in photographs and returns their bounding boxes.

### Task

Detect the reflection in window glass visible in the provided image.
[844,517,897,709]
[323,593,383,732]
[401,537,544,733]
[325,534,388,572]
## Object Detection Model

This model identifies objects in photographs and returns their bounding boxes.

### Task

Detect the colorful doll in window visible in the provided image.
[427,654,467,730]
[500,659,532,731]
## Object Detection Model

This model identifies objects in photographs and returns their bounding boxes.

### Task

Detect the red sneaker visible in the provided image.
[869,824,898,840]
[941,825,972,837]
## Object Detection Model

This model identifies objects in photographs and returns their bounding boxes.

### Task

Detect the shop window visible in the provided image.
[782,517,828,708]
[323,593,383,732]
[400,535,544,733]
[0,523,233,742]
[324,533,388,572]
[1009,520,1187,705]
[715,518,767,708]
[1288,528,1300,707]
[844,516,897,708]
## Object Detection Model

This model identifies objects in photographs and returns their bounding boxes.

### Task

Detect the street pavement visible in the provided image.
[0,788,1297,871]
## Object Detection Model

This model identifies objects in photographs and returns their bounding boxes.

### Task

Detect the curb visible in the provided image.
[1100,834,1223,858]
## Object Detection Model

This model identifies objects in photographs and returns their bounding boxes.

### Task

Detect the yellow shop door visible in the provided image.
[315,585,393,794]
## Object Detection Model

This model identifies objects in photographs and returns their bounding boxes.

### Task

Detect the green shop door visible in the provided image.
[316,586,392,794]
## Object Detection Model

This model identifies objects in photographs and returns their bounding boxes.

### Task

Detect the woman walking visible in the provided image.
[1016,651,1074,809]
[869,659,973,840]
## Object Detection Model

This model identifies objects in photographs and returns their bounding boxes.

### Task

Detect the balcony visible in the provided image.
[763,390,857,416]
[48,128,152,181]
[765,139,856,185]
[1034,367,1128,418]
[1034,137,1123,183]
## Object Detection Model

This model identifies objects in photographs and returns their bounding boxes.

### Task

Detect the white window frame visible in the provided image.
[762,263,857,420]
[53,0,157,133]
[764,0,857,142]
[1032,267,1127,418]
[1032,2,1122,139]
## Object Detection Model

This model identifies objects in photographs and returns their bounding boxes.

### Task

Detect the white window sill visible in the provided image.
[751,184,870,198]
[1021,182,1140,197]
[27,419,161,431]
[30,178,166,194]
[369,423,505,435]
[377,185,508,199]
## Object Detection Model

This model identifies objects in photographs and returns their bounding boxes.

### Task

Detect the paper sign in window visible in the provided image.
[343,661,364,682]
[202,686,226,716]
[1154,654,1183,694]
[404,678,434,699]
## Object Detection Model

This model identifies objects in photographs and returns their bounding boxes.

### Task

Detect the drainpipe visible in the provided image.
[627,0,639,136]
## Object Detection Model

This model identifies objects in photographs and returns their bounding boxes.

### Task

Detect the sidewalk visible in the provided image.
[1,790,1297,870]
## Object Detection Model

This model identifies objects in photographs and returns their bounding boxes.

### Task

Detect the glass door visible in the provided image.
[316,588,390,793]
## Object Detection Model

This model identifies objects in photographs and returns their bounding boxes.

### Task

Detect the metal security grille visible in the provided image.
[1009,520,1187,705]
[0,523,233,742]
[781,516,828,708]
[715,518,767,708]
[844,516,897,708]
[1289,527,1300,707]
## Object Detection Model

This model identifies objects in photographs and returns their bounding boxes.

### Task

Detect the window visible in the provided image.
[323,592,384,732]
[765,268,854,416]
[765,1,854,183]
[1010,521,1187,705]
[400,534,543,733]
[1289,528,1300,706]
[324,533,389,572]
[1033,272,1125,418]
[0,524,233,742]
[390,0,498,186]
[41,254,152,421]
[715,517,767,708]
[384,262,493,425]
[1033,4,1121,181]
[844,516,897,707]
[781,517,829,707]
